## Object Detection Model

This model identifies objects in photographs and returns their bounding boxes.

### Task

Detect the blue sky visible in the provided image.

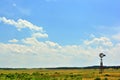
[0,0,120,68]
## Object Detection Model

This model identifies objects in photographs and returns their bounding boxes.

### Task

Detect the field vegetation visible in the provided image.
[0,68,119,80]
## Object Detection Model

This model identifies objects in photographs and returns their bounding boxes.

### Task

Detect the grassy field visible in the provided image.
[0,68,119,80]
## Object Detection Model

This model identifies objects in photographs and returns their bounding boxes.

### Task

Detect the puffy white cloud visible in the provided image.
[22,37,40,45]
[32,33,48,38]
[0,17,48,39]
[0,17,16,25]
[8,39,19,43]
[0,17,43,31]
[45,41,61,48]
[0,36,120,67]
[0,43,32,54]
[84,37,113,47]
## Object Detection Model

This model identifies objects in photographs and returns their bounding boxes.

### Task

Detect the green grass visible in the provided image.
[0,69,119,80]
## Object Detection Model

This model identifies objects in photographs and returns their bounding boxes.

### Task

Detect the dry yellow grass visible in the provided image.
[0,68,119,80]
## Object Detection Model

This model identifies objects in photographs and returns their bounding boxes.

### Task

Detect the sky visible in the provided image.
[0,0,120,68]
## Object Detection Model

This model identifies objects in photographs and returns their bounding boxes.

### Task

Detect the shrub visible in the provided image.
[104,74,110,77]
[94,77,101,80]
[104,78,108,80]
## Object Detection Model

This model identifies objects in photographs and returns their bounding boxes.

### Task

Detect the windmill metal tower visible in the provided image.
[99,53,106,74]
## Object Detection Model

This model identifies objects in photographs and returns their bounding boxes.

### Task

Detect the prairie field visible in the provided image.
[0,68,119,80]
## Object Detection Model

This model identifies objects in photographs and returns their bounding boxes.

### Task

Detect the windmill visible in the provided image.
[99,53,106,74]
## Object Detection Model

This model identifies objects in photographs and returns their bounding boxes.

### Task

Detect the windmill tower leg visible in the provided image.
[99,58,103,74]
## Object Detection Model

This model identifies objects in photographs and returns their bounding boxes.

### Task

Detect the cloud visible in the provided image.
[32,33,48,38]
[22,37,42,45]
[84,37,113,47]
[0,17,43,31]
[0,17,48,39]
[45,41,61,48]
[0,38,120,67]
[0,36,120,67]
[8,39,19,43]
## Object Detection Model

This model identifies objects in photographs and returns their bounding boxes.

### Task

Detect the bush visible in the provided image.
[94,77,101,80]
[104,78,108,80]
[104,74,110,77]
